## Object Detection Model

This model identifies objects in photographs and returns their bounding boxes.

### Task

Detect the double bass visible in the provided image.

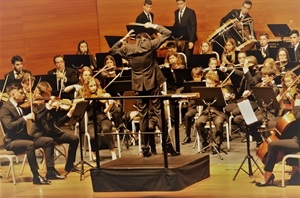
[256,112,296,164]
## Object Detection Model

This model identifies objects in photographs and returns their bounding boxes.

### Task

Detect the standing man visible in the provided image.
[173,0,197,68]
[290,30,300,62]
[110,23,179,157]
[48,55,78,99]
[136,0,154,24]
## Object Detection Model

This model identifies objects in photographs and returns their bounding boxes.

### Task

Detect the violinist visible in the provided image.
[195,71,231,154]
[0,83,52,184]
[77,76,117,161]
[4,55,31,83]
[255,90,300,187]
[20,73,35,106]
[30,81,80,176]
[277,71,299,116]
[48,55,78,100]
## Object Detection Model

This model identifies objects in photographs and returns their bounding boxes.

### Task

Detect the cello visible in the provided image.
[256,112,296,164]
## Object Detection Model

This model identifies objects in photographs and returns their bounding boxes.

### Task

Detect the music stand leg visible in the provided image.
[233,127,264,180]
[67,122,93,181]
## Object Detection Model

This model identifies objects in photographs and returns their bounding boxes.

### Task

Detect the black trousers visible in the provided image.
[5,136,54,176]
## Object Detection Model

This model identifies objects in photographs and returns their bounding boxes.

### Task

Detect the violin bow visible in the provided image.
[93,65,116,78]
[58,71,66,98]
[103,69,123,91]
[0,75,9,101]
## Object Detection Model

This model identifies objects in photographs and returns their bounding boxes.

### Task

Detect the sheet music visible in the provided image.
[237,99,258,125]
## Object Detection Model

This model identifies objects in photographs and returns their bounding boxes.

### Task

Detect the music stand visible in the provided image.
[104,35,123,48]
[33,74,57,91]
[268,24,291,42]
[63,54,92,69]
[183,81,205,93]
[165,26,189,41]
[190,54,217,68]
[173,68,193,87]
[161,68,176,85]
[67,101,93,180]
[246,50,265,64]
[105,80,132,96]
[191,87,227,159]
[233,99,264,180]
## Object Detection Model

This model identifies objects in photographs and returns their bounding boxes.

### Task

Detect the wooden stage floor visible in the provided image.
[1,125,300,197]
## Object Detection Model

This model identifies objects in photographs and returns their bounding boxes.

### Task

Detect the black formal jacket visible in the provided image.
[0,100,31,147]
[47,67,78,88]
[173,7,197,44]
[4,69,31,85]
[109,25,171,92]
[295,44,300,62]
[220,9,252,26]
[136,12,154,24]
[30,103,70,139]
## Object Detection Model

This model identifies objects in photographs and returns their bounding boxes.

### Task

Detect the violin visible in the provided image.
[90,88,111,104]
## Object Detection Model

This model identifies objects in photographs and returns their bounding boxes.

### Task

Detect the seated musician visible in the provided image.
[276,47,290,72]
[48,55,78,100]
[277,71,299,116]
[100,55,117,79]
[20,73,35,105]
[76,40,97,70]
[194,71,232,154]
[233,60,280,147]
[163,51,186,69]
[165,41,187,66]
[5,55,31,83]
[255,90,300,187]
[77,76,117,160]
[178,67,204,145]
[30,81,80,176]
[220,1,253,26]
[259,33,270,59]
[221,38,237,67]
[199,41,220,61]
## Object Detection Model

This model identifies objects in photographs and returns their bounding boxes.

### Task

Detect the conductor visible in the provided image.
[109,22,180,157]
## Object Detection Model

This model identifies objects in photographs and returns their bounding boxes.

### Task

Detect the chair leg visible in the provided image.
[20,154,27,175]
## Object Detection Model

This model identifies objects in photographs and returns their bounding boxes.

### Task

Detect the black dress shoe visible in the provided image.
[65,165,81,173]
[256,174,275,187]
[166,143,180,156]
[181,137,191,145]
[46,169,65,180]
[142,147,151,157]
[33,175,51,185]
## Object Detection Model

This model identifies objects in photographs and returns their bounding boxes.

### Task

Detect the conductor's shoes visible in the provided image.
[46,169,65,180]
[166,143,180,156]
[33,175,51,185]
[181,137,191,145]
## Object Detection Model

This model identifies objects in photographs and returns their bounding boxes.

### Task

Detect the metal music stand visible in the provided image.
[67,101,93,180]
[190,54,217,68]
[63,54,92,69]
[191,87,227,160]
[233,99,264,180]
[267,24,291,43]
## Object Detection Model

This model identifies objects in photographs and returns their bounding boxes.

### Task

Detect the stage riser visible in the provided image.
[90,154,209,192]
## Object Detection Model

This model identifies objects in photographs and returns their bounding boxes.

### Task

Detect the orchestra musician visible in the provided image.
[220,1,253,26]
[77,76,117,160]
[135,0,154,24]
[255,89,300,187]
[99,55,117,79]
[277,71,299,116]
[0,83,53,184]
[199,41,220,61]
[165,41,187,66]
[109,22,179,157]
[5,55,31,84]
[173,0,197,67]
[259,33,270,59]
[48,55,78,100]
[164,51,186,69]
[221,38,237,67]
[276,47,290,71]
[195,71,232,154]
[289,30,300,62]
[76,40,97,70]
[30,81,80,176]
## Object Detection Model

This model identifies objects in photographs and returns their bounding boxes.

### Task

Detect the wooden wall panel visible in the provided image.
[0,0,300,78]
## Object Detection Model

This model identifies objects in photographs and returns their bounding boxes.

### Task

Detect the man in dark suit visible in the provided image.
[220,0,253,26]
[0,83,53,184]
[47,55,78,99]
[110,22,179,157]
[290,30,300,62]
[136,0,154,24]
[259,33,270,60]
[4,55,31,85]
[173,0,197,68]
